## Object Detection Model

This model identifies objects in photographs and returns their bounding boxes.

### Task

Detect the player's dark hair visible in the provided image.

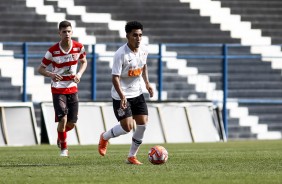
[59,20,72,30]
[125,21,143,33]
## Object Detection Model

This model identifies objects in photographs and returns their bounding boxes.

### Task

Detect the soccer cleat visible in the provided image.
[126,156,143,165]
[98,132,108,156]
[57,138,61,148]
[60,149,69,157]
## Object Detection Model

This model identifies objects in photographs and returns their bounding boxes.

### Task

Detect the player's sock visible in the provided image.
[58,131,67,149]
[57,126,72,148]
[103,124,128,140]
[128,124,146,157]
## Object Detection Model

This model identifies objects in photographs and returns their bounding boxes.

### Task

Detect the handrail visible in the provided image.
[222,44,228,137]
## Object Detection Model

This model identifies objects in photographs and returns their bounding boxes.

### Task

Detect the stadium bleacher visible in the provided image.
[0,0,282,140]
[218,0,282,44]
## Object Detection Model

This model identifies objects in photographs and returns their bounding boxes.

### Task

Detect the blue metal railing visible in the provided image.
[1,42,282,138]
[158,43,163,101]
[223,44,228,136]
[23,42,28,102]
[91,44,97,100]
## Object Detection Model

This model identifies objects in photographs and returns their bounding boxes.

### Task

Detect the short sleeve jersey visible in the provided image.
[111,44,148,100]
[41,40,86,94]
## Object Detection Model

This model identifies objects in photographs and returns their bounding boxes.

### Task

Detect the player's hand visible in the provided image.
[73,73,81,83]
[120,98,127,109]
[146,83,154,98]
[51,73,63,82]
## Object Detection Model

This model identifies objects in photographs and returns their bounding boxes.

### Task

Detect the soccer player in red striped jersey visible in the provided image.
[37,20,87,157]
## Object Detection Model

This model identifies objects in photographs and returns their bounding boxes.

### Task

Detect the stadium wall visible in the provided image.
[0,101,225,146]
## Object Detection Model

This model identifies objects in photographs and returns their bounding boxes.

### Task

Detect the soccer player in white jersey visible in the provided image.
[37,20,87,157]
[98,21,154,165]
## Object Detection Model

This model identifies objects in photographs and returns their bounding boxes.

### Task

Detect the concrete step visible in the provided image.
[228,89,282,98]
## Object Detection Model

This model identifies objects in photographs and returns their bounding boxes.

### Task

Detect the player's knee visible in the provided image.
[121,123,133,132]
[57,115,67,123]
[123,126,132,132]
[120,118,135,132]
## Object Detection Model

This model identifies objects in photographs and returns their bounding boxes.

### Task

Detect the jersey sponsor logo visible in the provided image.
[63,55,73,61]
[73,47,80,52]
[53,50,60,55]
[53,55,73,63]
[128,67,142,77]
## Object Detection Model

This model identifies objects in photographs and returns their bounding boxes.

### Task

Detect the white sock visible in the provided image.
[103,124,128,140]
[128,124,146,157]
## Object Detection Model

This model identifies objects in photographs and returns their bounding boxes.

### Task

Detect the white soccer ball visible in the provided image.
[148,145,168,165]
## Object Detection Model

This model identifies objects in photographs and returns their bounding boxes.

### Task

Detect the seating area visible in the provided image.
[218,0,282,44]
[0,0,282,140]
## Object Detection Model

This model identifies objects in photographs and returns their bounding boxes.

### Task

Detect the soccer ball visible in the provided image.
[148,145,168,165]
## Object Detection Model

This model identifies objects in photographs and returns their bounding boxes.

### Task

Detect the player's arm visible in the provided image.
[38,50,63,81]
[112,74,127,109]
[37,64,62,82]
[142,64,154,97]
[74,56,87,83]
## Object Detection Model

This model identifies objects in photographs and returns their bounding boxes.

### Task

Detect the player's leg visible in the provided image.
[126,115,147,165]
[56,122,74,148]
[65,122,75,132]
[59,93,79,156]
[98,98,132,156]
[128,116,147,157]
[102,118,131,140]
[99,117,132,156]
[53,94,69,156]
[66,93,78,132]
[127,94,148,165]
[57,116,68,156]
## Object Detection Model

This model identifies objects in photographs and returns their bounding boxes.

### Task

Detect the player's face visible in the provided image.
[59,26,73,42]
[127,29,142,50]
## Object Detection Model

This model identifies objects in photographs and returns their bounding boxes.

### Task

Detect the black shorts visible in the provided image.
[52,93,79,123]
[113,94,148,121]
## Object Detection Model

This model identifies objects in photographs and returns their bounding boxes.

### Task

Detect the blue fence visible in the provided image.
[1,42,282,137]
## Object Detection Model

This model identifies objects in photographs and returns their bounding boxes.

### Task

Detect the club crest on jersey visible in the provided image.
[141,52,147,61]
[72,54,79,60]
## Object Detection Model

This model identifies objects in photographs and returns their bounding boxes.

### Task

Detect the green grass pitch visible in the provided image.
[0,140,281,184]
